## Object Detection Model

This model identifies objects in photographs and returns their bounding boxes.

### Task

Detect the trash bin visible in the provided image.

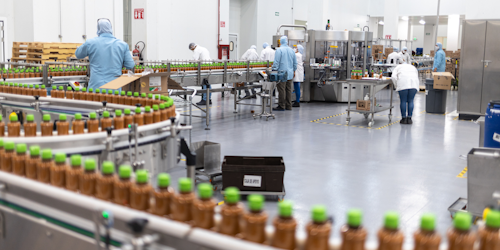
[425,78,447,114]
[484,101,500,148]
[190,141,221,172]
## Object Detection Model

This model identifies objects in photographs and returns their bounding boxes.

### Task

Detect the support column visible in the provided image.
[447,15,460,52]
[383,0,399,39]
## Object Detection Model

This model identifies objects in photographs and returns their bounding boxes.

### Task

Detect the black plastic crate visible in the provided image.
[222,156,285,192]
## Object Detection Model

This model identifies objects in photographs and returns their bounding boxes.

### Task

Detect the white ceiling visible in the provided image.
[376,15,465,26]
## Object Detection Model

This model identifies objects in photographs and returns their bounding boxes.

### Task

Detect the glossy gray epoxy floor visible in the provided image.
[168,88,477,244]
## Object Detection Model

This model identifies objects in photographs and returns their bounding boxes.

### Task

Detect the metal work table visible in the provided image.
[345,78,394,127]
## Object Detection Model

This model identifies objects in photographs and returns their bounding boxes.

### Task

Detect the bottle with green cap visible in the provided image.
[96,161,116,201]
[0,114,4,136]
[119,91,126,105]
[159,103,167,121]
[41,114,53,136]
[66,86,74,99]
[130,169,153,211]
[50,152,67,187]
[152,104,161,123]
[377,211,404,250]
[113,90,120,104]
[94,88,102,102]
[147,93,153,107]
[414,213,441,250]
[88,112,100,133]
[81,87,88,101]
[101,111,113,130]
[106,89,113,103]
[51,85,58,98]
[304,205,331,250]
[447,212,476,250]
[271,200,297,249]
[123,108,133,127]
[152,173,175,216]
[57,114,69,136]
[58,86,65,98]
[66,154,83,192]
[340,208,368,250]
[7,113,20,137]
[12,143,27,176]
[479,210,500,250]
[24,114,37,137]
[113,165,133,206]
[1,141,16,172]
[140,93,148,107]
[126,91,133,105]
[113,110,124,130]
[171,177,196,222]
[37,148,54,183]
[191,183,216,229]
[72,113,85,134]
[144,106,153,125]
[80,158,98,196]
[133,92,141,106]
[27,84,34,96]
[40,84,47,97]
[242,194,268,243]
[219,187,244,236]
[74,87,81,100]
[134,107,144,126]
[26,145,41,180]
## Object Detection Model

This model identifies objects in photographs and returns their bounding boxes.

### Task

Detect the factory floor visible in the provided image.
[168,88,477,246]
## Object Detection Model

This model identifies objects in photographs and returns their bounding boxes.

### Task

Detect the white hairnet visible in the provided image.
[97,19,113,36]
[402,47,408,51]
[297,44,304,55]
[263,42,269,49]
[189,43,197,50]
[250,45,257,50]
[393,47,399,52]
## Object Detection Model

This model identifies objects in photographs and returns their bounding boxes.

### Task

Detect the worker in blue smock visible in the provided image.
[432,42,446,72]
[272,36,297,111]
[75,19,135,89]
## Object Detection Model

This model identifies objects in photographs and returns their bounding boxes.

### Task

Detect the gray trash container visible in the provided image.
[425,78,447,114]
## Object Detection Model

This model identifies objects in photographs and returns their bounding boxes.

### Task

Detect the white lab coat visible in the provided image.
[399,52,412,64]
[293,52,304,82]
[391,64,419,92]
[241,49,259,61]
[192,46,211,61]
[260,47,276,61]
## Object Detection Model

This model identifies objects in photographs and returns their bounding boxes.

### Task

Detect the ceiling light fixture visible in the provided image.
[379,20,384,25]
[419,19,426,25]
[401,16,409,21]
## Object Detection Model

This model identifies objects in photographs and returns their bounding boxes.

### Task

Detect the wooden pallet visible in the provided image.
[41,43,81,49]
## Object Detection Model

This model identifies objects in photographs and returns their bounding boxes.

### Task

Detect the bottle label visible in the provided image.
[243,175,262,187]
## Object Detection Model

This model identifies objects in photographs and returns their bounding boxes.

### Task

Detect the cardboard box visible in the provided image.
[356,100,371,111]
[385,48,394,57]
[100,72,179,94]
[432,72,455,90]
[372,45,384,55]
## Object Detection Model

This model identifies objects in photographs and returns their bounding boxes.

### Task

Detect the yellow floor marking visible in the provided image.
[457,166,468,178]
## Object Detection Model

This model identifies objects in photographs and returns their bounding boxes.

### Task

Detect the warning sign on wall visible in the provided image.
[134,8,144,19]
[220,21,225,28]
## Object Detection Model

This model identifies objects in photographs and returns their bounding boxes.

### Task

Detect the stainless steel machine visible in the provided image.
[458,20,500,119]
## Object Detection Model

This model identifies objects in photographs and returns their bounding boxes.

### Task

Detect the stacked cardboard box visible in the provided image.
[372,45,384,60]
[384,48,394,58]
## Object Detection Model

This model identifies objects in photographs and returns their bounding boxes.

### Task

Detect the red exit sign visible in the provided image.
[134,8,144,19]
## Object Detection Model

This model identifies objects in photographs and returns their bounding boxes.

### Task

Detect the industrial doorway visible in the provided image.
[229,34,238,60]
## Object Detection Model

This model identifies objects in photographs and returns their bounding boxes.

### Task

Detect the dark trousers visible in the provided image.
[398,89,417,117]
[277,80,293,109]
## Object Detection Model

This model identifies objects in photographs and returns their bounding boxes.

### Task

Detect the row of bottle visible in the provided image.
[48,66,87,77]
[0,141,498,250]
[2,105,175,137]
[2,66,87,79]
[350,70,384,79]
[0,82,48,96]
[126,62,274,74]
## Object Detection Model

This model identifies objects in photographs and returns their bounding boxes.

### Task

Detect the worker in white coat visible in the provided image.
[189,43,211,105]
[292,45,304,107]
[387,47,403,76]
[260,42,275,62]
[391,64,419,125]
[399,47,412,64]
[241,45,259,61]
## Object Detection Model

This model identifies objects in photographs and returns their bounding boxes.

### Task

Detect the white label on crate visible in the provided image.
[149,76,161,86]
[243,175,262,187]
[425,90,429,96]
[493,133,500,143]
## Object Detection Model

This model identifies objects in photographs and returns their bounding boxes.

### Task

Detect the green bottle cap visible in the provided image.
[59,114,67,121]
[454,212,472,231]
[119,165,132,178]
[10,114,18,122]
[30,145,40,156]
[124,109,131,115]
[29,84,33,88]
[159,103,165,109]
[103,111,110,118]
[84,158,96,171]
[41,85,46,89]
[178,177,192,192]
[41,148,52,160]
[157,173,170,188]
[145,106,151,112]
[96,89,101,93]
[24,84,28,88]
[141,93,146,98]
[89,112,96,119]
[420,213,436,231]
[15,143,27,154]
[135,107,141,114]
[135,170,148,183]
[198,183,213,199]
[55,152,66,163]
[89,88,94,92]
[148,93,153,98]
[58,86,63,90]
[384,211,399,230]
[114,90,119,95]
[134,92,139,97]
[153,105,159,111]
[4,141,14,151]
[67,86,72,91]
[43,114,50,122]
[82,88,87,92]
[278,200,293,217]
[35,85,39,89]
[75,113,82,120]
[52,86,57,90]
[70,154,81,166]
[127,91,132,96]
[26,114,34,122]
[121,91,125,95]
[224,187,240,204]
[102,161,115,174]
[0,115,2,121]
[108,90,113,94]
[75,87,80,92]
[312,205,327,223]
[115,110,122,116]
[486,210,500,228]
[248,194,264,212]
[347,209,363,227]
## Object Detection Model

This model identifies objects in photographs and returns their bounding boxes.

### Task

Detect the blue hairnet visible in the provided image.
[280,36,288,46]
[402,47,408,51]
[263,42,269,49]
[436,43,443,50]
[97,19,113,36]
[393,47,399,52]
[297,44,304,55]
[250,45,257,50]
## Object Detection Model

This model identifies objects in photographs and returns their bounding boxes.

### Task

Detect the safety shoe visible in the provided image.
[292,102,300,107]
[196,100,212,106]
[400,117,408,124]
[273,106,285,111]
[406,117,413,124]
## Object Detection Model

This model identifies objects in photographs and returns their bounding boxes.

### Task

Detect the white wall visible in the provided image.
[423,24,435,55]
[13,0,34,42]
[397,19,408,40]
[0,0,15,61]
[239,0,258,57]
[256,0,294,53]
[411,25,424,49]
[383,0,398,38]
[220,0,230,46]
[229,0,241,57]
